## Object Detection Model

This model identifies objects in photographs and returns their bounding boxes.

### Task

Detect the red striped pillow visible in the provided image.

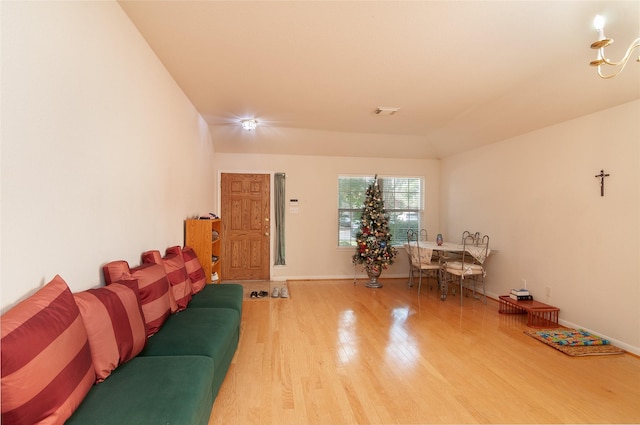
[102,259,129,285]
[159,246,193,310]
[1,275,95,425]
[73,280,147,382]
[181,245,207,294]
[138,251,178,314]
[142,247,191,311]
[102,261,173,336]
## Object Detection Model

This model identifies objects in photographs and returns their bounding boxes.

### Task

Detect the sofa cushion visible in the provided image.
[143,248,192,311]
[66,355,215,425]
[140,307,240,400]
[74,280,147,382]
[103,261,174,336]
[141,307,239,367]
[188,283,243,315]
[181,245,207,294]
[1,275,95,425]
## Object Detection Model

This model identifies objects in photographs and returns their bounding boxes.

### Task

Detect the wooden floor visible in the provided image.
[209,279,640,424]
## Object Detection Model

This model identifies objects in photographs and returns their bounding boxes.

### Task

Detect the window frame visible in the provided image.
[337,175,424,247]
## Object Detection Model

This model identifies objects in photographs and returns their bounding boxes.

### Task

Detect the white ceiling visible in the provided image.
[119,1,640,159]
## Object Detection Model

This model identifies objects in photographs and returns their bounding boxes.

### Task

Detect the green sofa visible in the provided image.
[1,245,243,425]
[66,284,243,425]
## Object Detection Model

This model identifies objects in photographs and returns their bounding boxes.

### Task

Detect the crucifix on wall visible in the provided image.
[595,169,610,197]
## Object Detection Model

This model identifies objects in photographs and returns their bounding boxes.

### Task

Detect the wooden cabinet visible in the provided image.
[185,219,222,283]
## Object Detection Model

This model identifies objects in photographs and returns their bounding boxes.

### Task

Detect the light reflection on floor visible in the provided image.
[385,307,419,369]
[335,305,419,371]
[336,309,357,365]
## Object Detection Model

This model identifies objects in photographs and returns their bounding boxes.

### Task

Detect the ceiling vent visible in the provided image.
[375,107,400,116]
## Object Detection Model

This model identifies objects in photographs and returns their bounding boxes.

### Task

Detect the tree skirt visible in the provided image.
[525,329,625,356]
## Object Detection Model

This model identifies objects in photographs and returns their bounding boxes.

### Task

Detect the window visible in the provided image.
[338,176,423,246]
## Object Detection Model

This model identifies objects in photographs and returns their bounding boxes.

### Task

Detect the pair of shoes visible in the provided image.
[280,287,289,298]
[250,290,268,299]
[271,287,289,298]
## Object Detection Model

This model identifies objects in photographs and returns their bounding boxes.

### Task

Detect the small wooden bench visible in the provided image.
[498,295,560,328]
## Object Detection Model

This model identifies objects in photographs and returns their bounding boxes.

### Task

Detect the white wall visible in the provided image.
[441,100,640,355]
[1,1,216,311]
[212,152,440,281]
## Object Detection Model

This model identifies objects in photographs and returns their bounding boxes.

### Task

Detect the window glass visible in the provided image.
[338,176,423,246]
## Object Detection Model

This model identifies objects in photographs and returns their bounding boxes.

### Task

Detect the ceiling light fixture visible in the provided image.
[241,119,258,131]
[374,107,400,116]
[589,15,640,79]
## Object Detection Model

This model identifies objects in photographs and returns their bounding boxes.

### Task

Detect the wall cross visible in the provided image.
[595,169,610,197]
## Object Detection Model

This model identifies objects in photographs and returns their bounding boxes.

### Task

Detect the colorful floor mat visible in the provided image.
[525,328,625,356]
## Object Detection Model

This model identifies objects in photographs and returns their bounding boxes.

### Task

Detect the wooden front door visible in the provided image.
[221,173,270,281]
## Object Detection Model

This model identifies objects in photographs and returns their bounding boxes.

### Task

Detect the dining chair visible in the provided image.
[406,230,441,295]
[406,229,418,288]
[462,231,481,245]
[443,233,490,305]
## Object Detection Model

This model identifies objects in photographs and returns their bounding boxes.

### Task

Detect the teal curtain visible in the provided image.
[274,173,286,265]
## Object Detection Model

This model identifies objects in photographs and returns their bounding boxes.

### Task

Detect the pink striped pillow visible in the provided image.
[73,280,147,382]
[1,275,95,425]
[102,260,129,285]
[102,261,173,336]
[143,248,192,311]
[138,251,177,314]
[181,246,207,294]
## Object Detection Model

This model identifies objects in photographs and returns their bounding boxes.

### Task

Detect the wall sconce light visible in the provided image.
[241,119,258,131]
[589,15,640,79]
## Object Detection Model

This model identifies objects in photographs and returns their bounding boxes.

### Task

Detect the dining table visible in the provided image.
[404,240,491,300]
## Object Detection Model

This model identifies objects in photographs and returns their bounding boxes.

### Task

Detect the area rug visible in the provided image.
[525,328,625,356]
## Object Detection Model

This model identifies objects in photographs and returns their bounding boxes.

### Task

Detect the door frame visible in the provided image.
[217,170,274,280]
